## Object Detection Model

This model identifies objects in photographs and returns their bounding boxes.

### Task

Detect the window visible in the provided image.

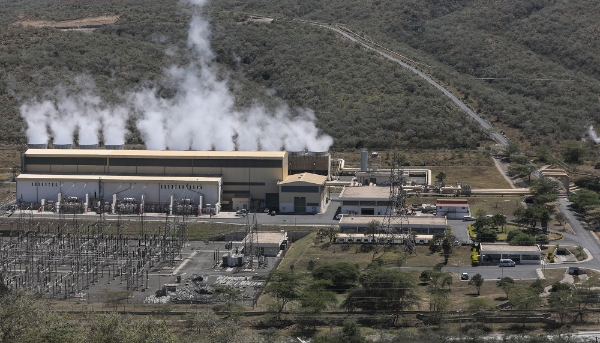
[281,186,319,193]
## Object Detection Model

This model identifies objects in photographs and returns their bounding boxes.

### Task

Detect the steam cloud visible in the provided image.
[20,0,333,151]
[587,125,600,144]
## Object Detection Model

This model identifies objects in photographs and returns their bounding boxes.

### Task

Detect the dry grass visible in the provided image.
[429,166,511,189]
[463,196,523,216]
[279,233,472,272]
[540,268,568,287]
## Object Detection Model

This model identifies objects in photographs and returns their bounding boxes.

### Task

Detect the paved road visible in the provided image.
[319,24,509,147]
[558,198,600,267]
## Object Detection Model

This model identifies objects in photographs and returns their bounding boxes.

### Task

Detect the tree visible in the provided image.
[530,178,559,204]
[312,262,360,291]
[514,205,552,229]
[441,237,453,264]
[508,285,542,310]
[505,141,521,158]
[574,176,600,193]
[569,188,600,214]
[419,269,452,290]
[509,232,536,246]
[435,171,447,185]
[548,287,576,323]
[342,268,419,313]
[585,208,600,229]
[476,228,498,242]
[300,280,337,317]
[364,220,379,246]
[535,144,551,163]
[535,234,549,244]
[508,285,543,327]
[497,277,514,299]
[492,213,507,232]
[562,141,588,164]
[264,270,302,314]
[555,212,566,225]
[318,226,339,244]
[468,273,484,295]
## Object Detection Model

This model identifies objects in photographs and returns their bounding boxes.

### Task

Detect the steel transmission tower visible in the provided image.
[381,154,415,255]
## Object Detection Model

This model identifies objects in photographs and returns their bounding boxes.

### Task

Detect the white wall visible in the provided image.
[17,179,220,207]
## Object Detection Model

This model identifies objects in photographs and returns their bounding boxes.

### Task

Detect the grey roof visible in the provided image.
[339,186,390,200]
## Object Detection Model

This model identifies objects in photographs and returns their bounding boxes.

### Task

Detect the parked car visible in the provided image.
[499,259,516,267]
[264,208,270,213]
[462,216,475,221]
[460,273,469,280]
[335,214,345,220]
[235,209,247,217]
[269,211,276,216]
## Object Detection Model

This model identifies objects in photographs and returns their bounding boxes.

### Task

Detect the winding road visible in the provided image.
[314,23,509,147]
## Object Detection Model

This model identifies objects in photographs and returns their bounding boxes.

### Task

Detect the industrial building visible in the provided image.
[355,169,432,186]
[16,174,220,215]
[335,233,433,245]
[479,243,542,265]
[239,231,288,257]
[17,148,332,214]
[288,151,330,177]
[338,216,448,235]
[339,186,392,216]
[278,173,327,213]
[436,199,470,219]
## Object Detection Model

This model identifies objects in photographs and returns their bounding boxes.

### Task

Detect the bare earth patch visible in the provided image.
[13,15,118,29]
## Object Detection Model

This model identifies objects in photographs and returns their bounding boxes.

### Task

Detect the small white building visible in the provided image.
[436,199,470,219]
[240,231,288,257]
[338,216,448,235]
[339,186,392,216]
[335,233,433,245]
[278,173,327,213]
[479,243,542,265]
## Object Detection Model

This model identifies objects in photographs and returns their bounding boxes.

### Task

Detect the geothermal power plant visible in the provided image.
[17,144,332,216]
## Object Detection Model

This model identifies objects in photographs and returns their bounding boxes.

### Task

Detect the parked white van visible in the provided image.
[499,259,515,267]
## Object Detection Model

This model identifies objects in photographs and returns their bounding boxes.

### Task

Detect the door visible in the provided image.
[294,197,306,213]
[361,208,375,215]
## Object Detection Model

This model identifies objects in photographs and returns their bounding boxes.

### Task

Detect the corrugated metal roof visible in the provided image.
[17,174,222,183]
[278,173,327,185]
[24,149,287,159]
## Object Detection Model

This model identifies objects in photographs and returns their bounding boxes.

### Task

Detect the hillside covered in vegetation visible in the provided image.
[2,0,600,152]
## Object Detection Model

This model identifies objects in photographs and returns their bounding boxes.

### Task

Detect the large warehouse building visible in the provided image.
[17,149,329,214]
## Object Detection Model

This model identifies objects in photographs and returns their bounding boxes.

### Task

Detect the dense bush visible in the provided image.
[312,262,360,291]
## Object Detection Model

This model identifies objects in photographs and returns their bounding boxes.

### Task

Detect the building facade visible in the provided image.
[436,198,470,219]
[339,186,392,216]
[20,149,288,211]
[277,173,327,213]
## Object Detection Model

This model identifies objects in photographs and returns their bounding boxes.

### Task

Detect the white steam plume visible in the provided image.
[587,125,600,144]
[20,78,131,146]
[19,0,333,151]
